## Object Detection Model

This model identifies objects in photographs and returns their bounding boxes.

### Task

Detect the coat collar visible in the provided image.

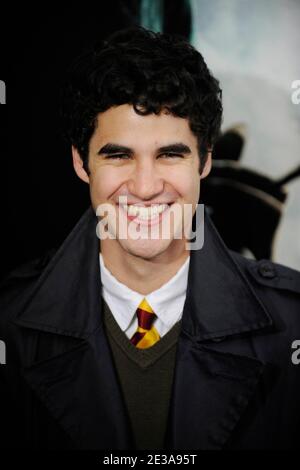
[13,205,273,339]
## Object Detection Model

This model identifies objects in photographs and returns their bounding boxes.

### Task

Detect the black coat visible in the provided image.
[0,207,300,450]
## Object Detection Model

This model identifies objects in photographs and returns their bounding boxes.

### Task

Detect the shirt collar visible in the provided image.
[99,253,190,330]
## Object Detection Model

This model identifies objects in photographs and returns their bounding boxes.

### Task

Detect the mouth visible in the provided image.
[118,203,173,225]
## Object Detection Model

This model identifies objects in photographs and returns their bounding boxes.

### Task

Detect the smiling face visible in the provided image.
[72,104,211,263]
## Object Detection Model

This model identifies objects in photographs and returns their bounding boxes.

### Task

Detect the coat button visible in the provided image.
[258,261,276,279]
[212,336,226,342]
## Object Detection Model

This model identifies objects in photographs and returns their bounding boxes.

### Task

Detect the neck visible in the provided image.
[100,239,190,295]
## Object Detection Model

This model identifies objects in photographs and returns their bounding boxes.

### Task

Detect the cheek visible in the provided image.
[171,168,200,200]
[89,168,123,202]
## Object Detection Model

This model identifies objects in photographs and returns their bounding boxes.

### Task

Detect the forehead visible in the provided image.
[92,104,197,148]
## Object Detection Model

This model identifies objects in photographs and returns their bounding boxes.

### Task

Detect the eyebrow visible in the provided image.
[97,142,192,156]
[97,143,133,155]
[157,143,192,154]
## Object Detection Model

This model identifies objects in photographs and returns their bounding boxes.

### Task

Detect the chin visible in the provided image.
[120,238,173,260]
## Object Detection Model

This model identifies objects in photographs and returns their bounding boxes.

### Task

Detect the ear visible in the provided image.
[200,149,212,180]
[72,146,90,184]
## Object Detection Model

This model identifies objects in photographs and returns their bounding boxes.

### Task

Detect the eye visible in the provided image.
[105,154,130,160]
[159,153,184,159]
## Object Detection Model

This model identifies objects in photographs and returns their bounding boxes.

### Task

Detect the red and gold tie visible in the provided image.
[130,298,160,349]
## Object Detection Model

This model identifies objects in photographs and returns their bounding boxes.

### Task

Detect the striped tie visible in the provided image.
[130,298,160,349]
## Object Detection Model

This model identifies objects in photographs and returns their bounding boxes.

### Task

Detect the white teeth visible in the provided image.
[121,203,169,220]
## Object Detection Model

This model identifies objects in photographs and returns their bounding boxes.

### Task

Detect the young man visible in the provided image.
[0,27,300,450]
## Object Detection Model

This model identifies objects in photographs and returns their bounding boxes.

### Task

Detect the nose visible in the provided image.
[127,159,164,201]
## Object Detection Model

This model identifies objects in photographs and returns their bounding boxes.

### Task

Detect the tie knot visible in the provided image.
[136,298,156,330]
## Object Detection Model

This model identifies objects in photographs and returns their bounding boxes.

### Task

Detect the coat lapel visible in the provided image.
[165,334,266,449]
[13,206,275,450]
[21,331,133,449]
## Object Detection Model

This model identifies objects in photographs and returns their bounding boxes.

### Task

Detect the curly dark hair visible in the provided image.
[61,27,222,174]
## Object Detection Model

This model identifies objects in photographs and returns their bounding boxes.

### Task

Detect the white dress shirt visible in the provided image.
[99,253,190,338]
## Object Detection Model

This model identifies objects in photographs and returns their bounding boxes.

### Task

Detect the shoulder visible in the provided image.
[0,249,56,288]
[230,250,300,297]
[230,251,300,312]
[0,249,56,324]
[229,252,300,335]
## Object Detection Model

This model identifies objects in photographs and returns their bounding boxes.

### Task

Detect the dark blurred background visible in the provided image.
[0,0,299,279]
